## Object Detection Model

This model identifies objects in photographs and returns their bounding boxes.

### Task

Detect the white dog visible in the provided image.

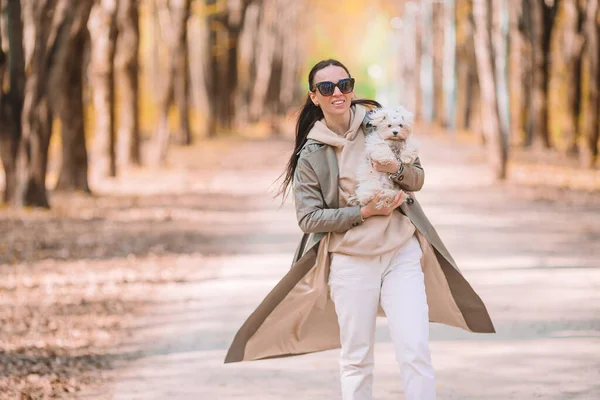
[347,106,420,210]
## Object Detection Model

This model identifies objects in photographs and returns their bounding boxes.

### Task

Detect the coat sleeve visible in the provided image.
[293,156,364,234]
[390,156,425,192]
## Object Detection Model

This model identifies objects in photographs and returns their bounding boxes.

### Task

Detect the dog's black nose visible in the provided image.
[392,131,398,135]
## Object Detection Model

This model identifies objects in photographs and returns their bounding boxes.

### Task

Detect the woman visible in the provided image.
[225,59,495,400]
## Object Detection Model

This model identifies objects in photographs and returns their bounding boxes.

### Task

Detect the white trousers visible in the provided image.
[328,235,436,400]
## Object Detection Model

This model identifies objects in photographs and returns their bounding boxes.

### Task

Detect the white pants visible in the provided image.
[328,235,436,400]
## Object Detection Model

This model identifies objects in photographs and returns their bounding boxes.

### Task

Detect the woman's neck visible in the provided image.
[323,109,352,136]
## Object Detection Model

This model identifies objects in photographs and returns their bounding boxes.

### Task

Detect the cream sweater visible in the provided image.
[306,105,415,257]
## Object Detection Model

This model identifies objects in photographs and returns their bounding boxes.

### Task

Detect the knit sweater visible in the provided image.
[306,105,415,257]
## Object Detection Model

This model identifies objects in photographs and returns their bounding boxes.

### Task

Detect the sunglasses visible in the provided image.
[310,78,355,96]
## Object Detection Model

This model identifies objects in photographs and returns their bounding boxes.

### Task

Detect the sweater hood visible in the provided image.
[306,105,367,148]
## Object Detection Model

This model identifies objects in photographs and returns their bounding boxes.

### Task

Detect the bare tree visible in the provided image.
[205,0,252,136]
[414,3,423,121]
[580,0,599,167]
[236,2,261,127]
[88,0,118,178]
[507,0,526,146]
[0,0,25,204]
[50,0,94,192]
[556,0,584,156]
[472,0,508,179]
[247,0,276,122]
[154,0,192,163]
[400,2,421,119]
[492,0,510,144]
[525,0,559,149]
[14,0,68,207]
[455,0,476,131]
[275,0,302,131]
[115,0,141,166]
[431,0,446,127]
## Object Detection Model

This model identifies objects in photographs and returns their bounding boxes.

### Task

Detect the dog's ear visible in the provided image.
[367,107,386,126]
[365,121,373,128]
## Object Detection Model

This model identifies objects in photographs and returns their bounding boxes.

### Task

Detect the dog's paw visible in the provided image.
[399,138,419,164]
[375,189,398,209]
[370,145,396,165]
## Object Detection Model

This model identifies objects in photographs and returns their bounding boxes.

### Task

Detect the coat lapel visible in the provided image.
[305,140,339,208]
[291,143,338,264]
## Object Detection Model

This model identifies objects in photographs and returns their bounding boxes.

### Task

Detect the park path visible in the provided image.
[81,134,600,400]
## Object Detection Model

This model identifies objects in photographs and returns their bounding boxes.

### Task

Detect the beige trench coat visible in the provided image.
[225,139,495,363]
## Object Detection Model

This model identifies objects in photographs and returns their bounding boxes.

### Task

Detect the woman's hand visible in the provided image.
[360,191,406,219]
[371,158,400,174]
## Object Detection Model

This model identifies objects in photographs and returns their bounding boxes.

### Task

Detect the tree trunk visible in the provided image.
[236,2,260,127]
[466,4,483,140]
[580,0,600,167]
[520,0,534,148]
[154,0,175,162]
[455,0,473,131]
[115,0,141,166]
[188,12,209,118]
[491,0,510,146]
[527,0,558,149]
[266,9,283,136]
[88,0,118,178]
[277,0,299,117]
[507,0,525,146]
[206,16,220,137]
[172,0,191,145]
[432,1,446,127]
[414,4,423,122]
[0,0,25,204]
[204,0,249,135]
[14,0,68,208]
[50,1,94,192]
[249,0,276,122]
[529,0,548,148]
[401,3,419,118]
[561,0,584,156]
[153,0,191,163]
[472,0,508,179]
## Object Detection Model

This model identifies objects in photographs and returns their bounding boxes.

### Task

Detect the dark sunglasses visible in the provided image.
[310,78,355,96]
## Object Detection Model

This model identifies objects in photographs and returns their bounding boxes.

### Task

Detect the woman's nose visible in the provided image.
[332,86,343,95]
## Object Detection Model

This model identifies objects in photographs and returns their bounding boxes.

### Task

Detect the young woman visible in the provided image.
[225,59,495,400]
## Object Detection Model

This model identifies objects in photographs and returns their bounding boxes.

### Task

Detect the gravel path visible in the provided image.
[69,135,600,399]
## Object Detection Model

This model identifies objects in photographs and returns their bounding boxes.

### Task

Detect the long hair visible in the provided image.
[273,59,381,204]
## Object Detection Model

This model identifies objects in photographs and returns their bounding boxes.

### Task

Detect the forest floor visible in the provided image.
[1,129,599,399]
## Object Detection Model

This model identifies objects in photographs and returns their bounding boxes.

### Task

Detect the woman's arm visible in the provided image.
[389,157,425,192]
[293,157,364,234]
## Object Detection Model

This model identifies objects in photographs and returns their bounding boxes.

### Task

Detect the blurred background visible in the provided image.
[1,0,599,398]
[1,0,599,203]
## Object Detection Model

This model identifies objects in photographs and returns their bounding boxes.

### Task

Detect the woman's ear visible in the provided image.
[308,90,318,106]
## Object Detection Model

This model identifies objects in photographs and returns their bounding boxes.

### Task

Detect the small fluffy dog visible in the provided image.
[347,106,419,210]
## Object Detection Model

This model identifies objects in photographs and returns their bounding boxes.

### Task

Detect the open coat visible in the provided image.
[225,138,495,363]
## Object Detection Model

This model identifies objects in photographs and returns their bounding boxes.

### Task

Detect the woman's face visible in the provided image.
[309,65,353,118]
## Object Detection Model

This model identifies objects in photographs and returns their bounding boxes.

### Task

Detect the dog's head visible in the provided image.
[364,106,414,141]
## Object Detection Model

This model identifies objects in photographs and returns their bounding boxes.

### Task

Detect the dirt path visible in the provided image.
[3,134,599,399]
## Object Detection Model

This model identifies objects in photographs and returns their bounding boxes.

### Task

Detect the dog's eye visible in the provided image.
[388,124,392,128]
[399,124,403,128]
